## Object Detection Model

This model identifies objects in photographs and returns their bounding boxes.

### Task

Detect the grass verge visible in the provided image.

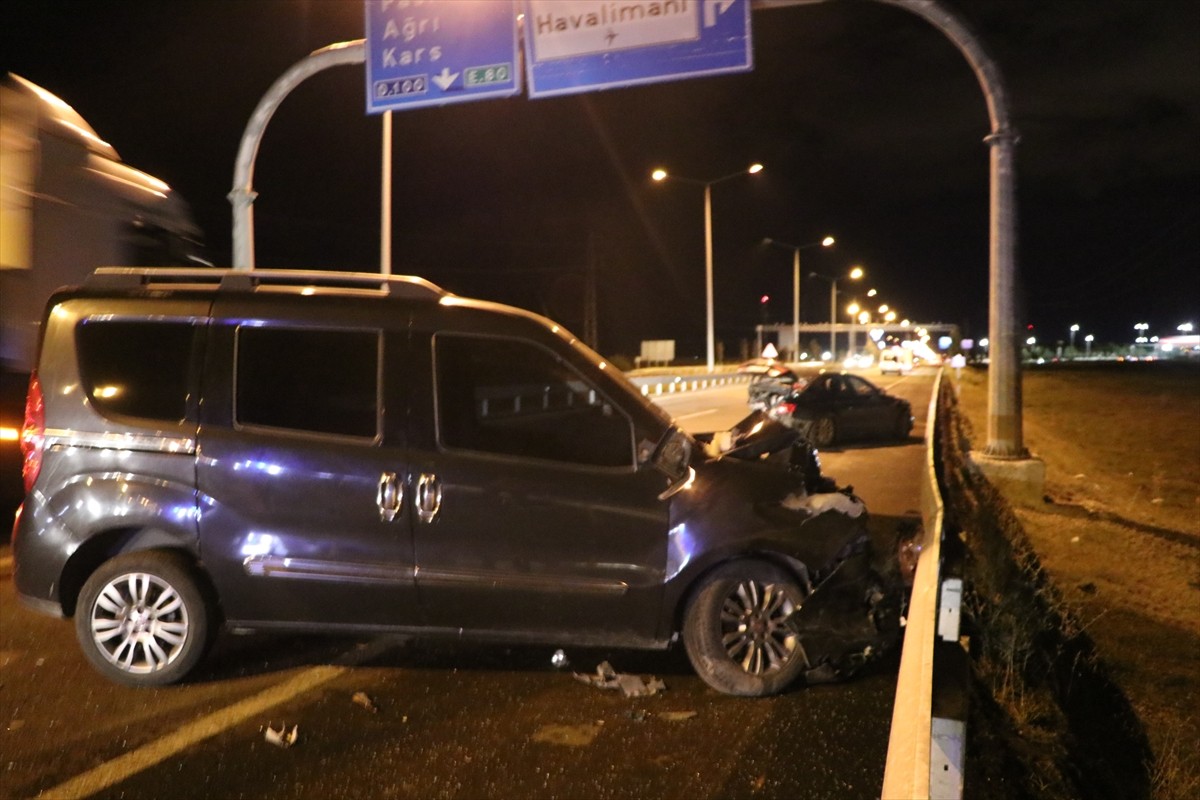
[945,362,1199,799]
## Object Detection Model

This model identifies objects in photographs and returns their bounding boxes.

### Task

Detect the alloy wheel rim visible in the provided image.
[719,580,799,675]
[90,572,190,674]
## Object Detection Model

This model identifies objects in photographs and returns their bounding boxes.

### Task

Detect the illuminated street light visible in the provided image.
[652,163,764,371]
[1179,323,1194,333]
[1069,323,1080,351]
[763,235,835,360]
[810,265,864,359]
[1084,333,1094,357]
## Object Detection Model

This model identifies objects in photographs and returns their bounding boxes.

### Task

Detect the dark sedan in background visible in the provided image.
[765,372,913,447]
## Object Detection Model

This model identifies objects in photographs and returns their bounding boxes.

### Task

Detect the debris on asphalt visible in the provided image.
[550,649,569,668]
[351,691,379,713]
[264,722,299,749]
[532,722,602,747]
[573,660,666,698]
[657,710,698,722]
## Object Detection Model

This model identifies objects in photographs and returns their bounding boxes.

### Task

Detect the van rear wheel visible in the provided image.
[75,551,211,687]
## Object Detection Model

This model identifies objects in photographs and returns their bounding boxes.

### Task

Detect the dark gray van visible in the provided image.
[13,268,900,696]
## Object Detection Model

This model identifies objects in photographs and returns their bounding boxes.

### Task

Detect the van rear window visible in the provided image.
[76,320,196,422]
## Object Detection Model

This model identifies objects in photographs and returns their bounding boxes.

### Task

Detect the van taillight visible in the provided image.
[21,371,45,493]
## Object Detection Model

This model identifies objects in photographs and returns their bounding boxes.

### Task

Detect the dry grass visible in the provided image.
[955,362,1200,799]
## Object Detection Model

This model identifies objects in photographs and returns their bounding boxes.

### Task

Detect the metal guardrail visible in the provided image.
[627,372,754,397]
[881,368,965,799]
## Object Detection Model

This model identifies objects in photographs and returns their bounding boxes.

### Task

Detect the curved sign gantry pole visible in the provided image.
[229,39,366,272]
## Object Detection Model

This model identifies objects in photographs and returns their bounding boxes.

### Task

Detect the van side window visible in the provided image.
[435,334,633,467]
[236,327,379,439]
[76,320,196,422]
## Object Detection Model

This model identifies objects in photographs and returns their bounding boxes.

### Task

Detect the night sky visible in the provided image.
[3,0,1197,359]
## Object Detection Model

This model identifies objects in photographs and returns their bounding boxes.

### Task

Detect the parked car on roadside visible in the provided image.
[14,268,906,697]
[768,372,914,447]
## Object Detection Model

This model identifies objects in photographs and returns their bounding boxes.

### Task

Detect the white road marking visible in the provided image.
[38,637,401,799]
[675,409,718,421]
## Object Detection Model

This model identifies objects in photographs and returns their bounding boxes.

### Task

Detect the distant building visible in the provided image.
[1154,335,1200,358]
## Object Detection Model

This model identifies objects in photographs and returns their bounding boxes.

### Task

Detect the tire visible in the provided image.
[75,551,212,687]
[682,561,809,696]
[808,415,836,447]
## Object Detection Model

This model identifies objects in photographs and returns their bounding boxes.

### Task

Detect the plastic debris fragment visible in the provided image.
[657,710,698,722]
[264,722,299,748]
[551,649,569,668]
[352,691,379,713]
[573,661,666,697]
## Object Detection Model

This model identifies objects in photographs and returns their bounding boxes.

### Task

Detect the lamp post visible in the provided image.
[855,309,871,359]
[1069,323,1080,351]
[652,163,764,372]
[1084,334,1094,358]
[846,301,860,358]
[809,265,863,360]
[763,235,835,360]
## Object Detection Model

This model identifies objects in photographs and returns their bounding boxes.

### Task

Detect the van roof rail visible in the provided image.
[85,267,447,301]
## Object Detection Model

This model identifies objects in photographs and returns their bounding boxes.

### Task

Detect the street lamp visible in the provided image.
[762,235,835,360]
[1084,333,1094,358]
[809,265,863,360]
[652,163,764,371]
[1069,323,1080,351]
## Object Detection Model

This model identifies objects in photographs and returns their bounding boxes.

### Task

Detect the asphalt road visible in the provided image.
[0,368,936,800]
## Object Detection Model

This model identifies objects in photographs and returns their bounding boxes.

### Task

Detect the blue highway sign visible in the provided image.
[522,0,753,99]
[365,0,521,113]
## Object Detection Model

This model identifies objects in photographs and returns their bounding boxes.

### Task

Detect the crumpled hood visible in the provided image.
[669,449,869,580]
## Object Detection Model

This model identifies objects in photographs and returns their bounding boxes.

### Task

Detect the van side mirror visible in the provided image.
[650,428,692,482]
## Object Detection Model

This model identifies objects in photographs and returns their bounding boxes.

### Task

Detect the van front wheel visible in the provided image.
[682,561,809,696]
[75,551,211,687]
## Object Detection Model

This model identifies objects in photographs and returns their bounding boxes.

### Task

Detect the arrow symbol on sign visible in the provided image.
[703,0,736,28]
[432,67,460,91]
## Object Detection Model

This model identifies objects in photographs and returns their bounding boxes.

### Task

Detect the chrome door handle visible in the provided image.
[377,471,403,522]
[416,473,442,524]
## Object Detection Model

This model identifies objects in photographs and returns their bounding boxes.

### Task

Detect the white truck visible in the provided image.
[1,74,205,517]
